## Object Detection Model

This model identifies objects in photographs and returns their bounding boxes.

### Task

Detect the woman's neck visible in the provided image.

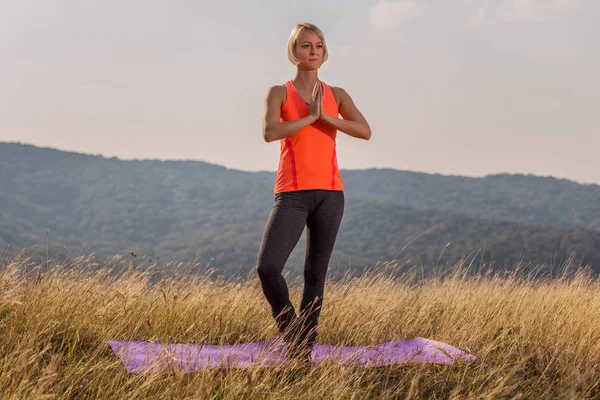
[292,69,319,91]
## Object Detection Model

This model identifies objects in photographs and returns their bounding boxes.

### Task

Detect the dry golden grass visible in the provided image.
[1,251,599,399]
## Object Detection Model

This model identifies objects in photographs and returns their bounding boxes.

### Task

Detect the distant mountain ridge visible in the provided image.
[1,142,599,277]
[343,169,600,232]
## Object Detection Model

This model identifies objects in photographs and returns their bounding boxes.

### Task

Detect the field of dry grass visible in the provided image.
[1,251,599,399]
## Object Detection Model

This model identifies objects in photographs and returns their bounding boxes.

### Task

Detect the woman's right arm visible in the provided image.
[262,85,318,143]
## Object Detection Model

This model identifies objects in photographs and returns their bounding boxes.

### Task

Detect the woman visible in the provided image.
[256,22,371,363]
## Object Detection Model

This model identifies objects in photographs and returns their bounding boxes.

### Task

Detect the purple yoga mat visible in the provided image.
[108,336,475,373]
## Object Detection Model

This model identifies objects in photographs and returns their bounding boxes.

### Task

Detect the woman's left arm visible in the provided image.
[320,87,371,140]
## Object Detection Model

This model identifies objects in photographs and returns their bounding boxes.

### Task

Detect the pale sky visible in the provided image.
[1,0,599,184]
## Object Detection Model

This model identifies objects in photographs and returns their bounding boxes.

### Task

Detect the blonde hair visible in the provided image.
[287,23,329,66]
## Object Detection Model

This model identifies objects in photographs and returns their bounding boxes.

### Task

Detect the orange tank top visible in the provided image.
[273,80,344,194]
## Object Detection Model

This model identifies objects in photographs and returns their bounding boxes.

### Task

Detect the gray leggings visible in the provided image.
[256,190,345,346]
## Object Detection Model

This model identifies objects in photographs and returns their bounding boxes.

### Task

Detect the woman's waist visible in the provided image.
[279,148,338,165]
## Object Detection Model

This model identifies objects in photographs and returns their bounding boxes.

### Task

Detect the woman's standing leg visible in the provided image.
[256,193,308,333]
[298,190,345,348]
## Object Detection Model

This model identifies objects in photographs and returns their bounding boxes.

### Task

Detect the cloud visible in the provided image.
[370,0,425,29]
[369,0,582,28]
[467,0,583,24]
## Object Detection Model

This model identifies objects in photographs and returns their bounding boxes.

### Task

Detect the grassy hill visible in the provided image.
[0,255,598,398]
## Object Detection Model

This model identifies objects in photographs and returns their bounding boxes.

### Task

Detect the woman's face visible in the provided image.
[294,29,324,70]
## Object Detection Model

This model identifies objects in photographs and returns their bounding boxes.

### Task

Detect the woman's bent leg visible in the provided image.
[256,193,308,333]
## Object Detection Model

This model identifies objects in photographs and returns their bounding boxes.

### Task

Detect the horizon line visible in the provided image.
[2,140,597,187]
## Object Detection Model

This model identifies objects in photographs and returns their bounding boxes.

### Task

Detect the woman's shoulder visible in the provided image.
[266,83,287,95]
[326,84,348,96]
[324,84,350,107]
[265,84,288,105]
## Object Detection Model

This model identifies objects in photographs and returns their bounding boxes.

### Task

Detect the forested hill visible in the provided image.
[1,142,599,277]
[343,170,600,232]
